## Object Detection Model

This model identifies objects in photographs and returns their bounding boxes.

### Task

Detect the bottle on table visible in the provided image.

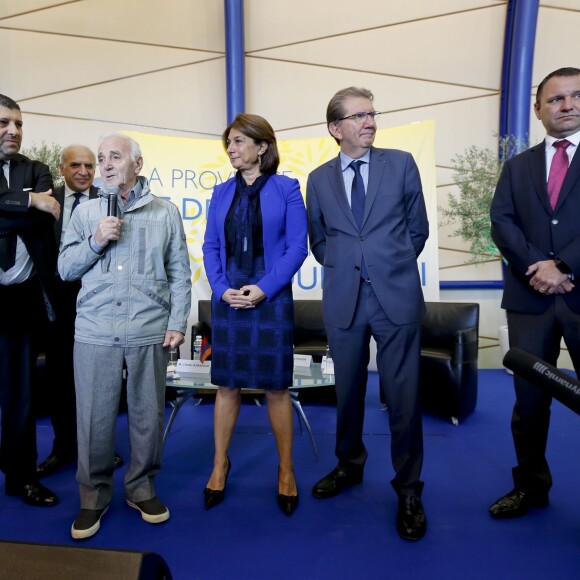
[323,344,334,374]
[193,336,202,361]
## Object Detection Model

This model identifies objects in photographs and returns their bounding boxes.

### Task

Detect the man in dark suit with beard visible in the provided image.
[0,93,61,506]
[37,144,123,477]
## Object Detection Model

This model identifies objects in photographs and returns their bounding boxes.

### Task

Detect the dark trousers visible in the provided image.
[507,297,580,494]
[0,277,47,484]
[326,280,424,498]
[44,278,80,457]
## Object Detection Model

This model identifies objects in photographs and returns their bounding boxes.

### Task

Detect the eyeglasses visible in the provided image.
[336,111,381,123]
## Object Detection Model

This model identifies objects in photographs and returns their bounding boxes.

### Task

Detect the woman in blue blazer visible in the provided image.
[202,113,308,516]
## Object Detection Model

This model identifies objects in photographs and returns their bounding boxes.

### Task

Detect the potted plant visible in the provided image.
[441,135,527,371]
[441,135,526,264]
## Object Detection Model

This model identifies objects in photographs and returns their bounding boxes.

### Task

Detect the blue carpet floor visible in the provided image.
[1,370,580,579]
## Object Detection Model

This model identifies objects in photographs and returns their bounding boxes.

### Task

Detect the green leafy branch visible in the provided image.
[20,141,63,188]
[440,135,527,264]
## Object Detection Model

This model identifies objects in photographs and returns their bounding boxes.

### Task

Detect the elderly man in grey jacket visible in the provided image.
[59,133,191,540]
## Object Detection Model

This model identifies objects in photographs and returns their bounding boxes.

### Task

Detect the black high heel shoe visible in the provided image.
[204,458,231,511]
[277,468,299,517]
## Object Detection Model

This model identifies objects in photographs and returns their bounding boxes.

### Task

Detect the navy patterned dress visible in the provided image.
[211,256,294,390]
[210,177,294,390]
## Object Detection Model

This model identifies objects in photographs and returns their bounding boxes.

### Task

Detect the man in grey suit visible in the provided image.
[307,87,429,541]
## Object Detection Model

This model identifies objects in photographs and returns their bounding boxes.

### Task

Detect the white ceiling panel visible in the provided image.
[20,59,228,136]
[0,0,225,52]
[246,58,495,132]
[1,28,219,102]
[540,0,580,9]
[249,7,505,90]
[533,7,580,85]
[246,0,506,51]
[0,0,66,18]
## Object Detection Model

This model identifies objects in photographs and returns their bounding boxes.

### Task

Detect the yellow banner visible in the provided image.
[123,121,438,308]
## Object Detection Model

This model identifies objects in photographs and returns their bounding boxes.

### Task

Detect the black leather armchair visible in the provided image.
[419,301,480,424]
[292,300,327,361]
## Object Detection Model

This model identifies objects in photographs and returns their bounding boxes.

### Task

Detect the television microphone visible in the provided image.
[503,347,580,416]
[106,185,119,217]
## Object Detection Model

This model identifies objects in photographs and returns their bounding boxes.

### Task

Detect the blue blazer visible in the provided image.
[307,147,429,328]
[203,173,308,300]
[491,140,580,314]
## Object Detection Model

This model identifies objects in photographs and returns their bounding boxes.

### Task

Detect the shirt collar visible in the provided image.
[545,129,580,149]
[64,183,90,197]
[122,177,144,210]
[339,150,371,171]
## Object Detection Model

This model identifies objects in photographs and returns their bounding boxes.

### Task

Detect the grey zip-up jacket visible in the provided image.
[58,177,191,346]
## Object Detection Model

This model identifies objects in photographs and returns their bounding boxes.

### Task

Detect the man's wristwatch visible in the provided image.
[554,258,575,280]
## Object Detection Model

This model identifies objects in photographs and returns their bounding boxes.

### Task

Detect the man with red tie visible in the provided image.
[489,67,580,519]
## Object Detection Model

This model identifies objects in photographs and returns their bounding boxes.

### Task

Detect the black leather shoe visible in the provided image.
[6,480,58,507]
[397,495,426,541]
[278,468,299,516]
[489,489,549,519]
[278,493,299,516]
[311,465,364,499]
[37,452,77,478]
[204,458,231,510]
[114,453,124,469]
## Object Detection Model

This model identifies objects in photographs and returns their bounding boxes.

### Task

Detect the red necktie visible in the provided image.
[547,140,571,209]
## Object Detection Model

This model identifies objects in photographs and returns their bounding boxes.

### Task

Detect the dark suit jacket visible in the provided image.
[0,153,57,319]
[51,184,99,320]
[306,147,429,328]
[491,140,580,314]
[53,185,99,245]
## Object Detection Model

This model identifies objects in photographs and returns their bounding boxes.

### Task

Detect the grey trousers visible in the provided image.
[74,342,167,509]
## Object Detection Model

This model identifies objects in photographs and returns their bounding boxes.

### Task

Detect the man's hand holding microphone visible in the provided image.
[94,185,124,249]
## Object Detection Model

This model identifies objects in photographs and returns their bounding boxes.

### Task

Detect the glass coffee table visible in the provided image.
[165,363,334,459]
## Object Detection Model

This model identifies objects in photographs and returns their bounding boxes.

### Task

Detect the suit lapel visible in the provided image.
[56,185,99,241]
[327,155,358,229]
[9,155,26,189]
[528,142,552,213]
[364,148,384,226]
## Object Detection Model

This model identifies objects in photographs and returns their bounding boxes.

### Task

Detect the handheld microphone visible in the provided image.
[106,185,119,217]
[503,347,580,416]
